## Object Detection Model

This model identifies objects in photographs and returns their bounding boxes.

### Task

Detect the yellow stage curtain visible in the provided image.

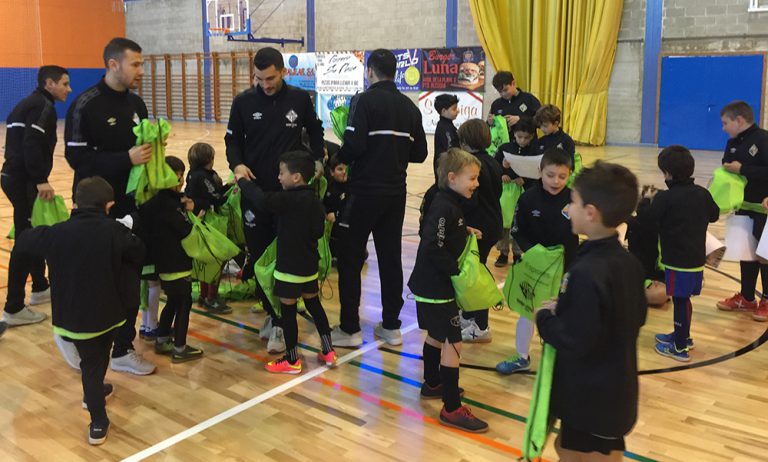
[469,0,624,145]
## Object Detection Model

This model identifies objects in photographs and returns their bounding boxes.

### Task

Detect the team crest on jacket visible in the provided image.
[285,109,298,128]
[519,103,527,112]
[253,112,263,120]
[561,205,570,220]
[133,113,140,125]
[107,117,117,126]
[749,144,758,157]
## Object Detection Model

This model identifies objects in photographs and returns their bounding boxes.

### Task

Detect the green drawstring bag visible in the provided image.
[126,118,179,205]
[310,175,328,201]
[500,182,524,229]
[318,220,333,282]
[709,167,747,214]
[488,115,510,156]
[31,196,70,227]
[503,244,564,320]
[451,234,504,312]
[203,209,229,235]
[220,185,246,245]
[522,343,557,460]
[567,151,583,188]
[181,212,240,283]
[254,239,282,316]
[330,105,349,142]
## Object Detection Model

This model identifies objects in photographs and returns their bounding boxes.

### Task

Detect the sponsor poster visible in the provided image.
[364,48,422,91]
[421,47,486,92]
[282,53,316,91]
[418,91,483,135]
[316,93,353,138]
[315,51,365,94]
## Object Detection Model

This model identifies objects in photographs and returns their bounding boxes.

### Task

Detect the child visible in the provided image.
[496,148,578,374]
[14,177,145,445]
[493,116,539,267]
[323,154,348,265]
[650,146,720,361]
[535,104,576,165]
[408,148,488,433]
[433,93,460,180]
[184,142,233,315]
[236,150,336,373]
[487,70,541,136]
[716,101,768,321]
[536,161,647,461]
[456,119,503,343]
[139,156,203,363]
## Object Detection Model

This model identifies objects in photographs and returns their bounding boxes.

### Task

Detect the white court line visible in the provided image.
[122,323,419,462]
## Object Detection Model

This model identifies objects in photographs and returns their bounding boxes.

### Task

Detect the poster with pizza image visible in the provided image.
[421,47,486,92]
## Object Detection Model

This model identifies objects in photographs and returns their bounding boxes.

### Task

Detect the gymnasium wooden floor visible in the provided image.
[1,121,767,462]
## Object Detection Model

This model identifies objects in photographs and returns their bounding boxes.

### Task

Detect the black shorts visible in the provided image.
[559,422,625,455]
[274,278,319,299]
[416,300,462,344]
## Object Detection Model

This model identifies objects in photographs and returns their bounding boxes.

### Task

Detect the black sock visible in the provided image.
[281,302,298,352]
[474,309,489,330]
[303,296,331,335]
[760,265,768,299]
[672,297,692,350]
[741,261,759,301]
[439,365,461,412]
[320,334,333,355]
[422,343,441,387]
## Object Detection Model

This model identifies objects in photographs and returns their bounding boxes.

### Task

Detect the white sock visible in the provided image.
[144,280,161,330]
[515,317,534,359]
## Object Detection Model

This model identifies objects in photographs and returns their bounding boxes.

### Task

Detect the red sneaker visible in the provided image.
[439,405,489,433]
[317,350,337,367]
[717,293,758,312]
[265,357,302,374]
[753,299,768,322]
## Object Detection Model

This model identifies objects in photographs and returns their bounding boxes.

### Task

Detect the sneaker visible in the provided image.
[139,327,158,342]
[439,405,489,433]
[28,288,51,305]
[265,357,302,374]
[154,339,174,355]
[0,321,6,338]
[461,319,492,343]
[654,342,690,362]
[82,383,114,409]
[250,300,264,313]
[495,354,531,375]
[373,322,402,346]
[317,350,338,367]
[494,254,508,268]
[330,325,363,347]
[259,315,273,340]
[267,326,286,354]
[717,293,758,312]
[54,333,81,370]
[459,314,472,331]
[654,332,695,350]
[203,298,233,315]
[88,420,110,445]
[753,299,768,322]
[3,306,47,326]
[110,350,156,375]
[172,345,204,363]
[419,382,465,400]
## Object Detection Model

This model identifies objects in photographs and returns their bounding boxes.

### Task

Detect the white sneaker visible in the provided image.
[459,313,472,331]
[267,326,286,354]
[259,315,273,340]
[54,333,81,370]
[330,325,363,347]
[110,350,156,375]
[462,319,492,343]
[28,288,51,305]
[3,306,47,326]
[373,322,402,346]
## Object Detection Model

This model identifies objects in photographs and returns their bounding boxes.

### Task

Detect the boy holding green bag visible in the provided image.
[536,161,646,461]
[407,148,488,433]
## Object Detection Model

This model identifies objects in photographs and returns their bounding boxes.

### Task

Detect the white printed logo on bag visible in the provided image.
[285,109,298,128]
[749,144,759,157]
[519,103,528,112]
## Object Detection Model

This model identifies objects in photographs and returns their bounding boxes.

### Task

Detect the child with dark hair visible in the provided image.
[323,154,348,264]
[488,71,541,135]
[649,145,719,361]
[432,93,460,180]
[535,104,576,165]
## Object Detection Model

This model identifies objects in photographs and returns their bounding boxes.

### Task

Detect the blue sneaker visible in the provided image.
[654,342,690,362]
[139,326,158,342]
[655,332,694,350]
[495,354,531,375]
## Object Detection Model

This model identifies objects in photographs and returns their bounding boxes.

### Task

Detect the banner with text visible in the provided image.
[364,48,422,91]
[282,53,316,91]
[418,91,484,135]
[421,47,486,92]
[316,93,353,138]
[316,51,365,94]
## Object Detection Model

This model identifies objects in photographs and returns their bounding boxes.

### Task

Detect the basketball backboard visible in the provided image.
[206,0,250,36]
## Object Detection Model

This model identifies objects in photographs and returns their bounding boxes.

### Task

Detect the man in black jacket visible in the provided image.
[65,37,155,376]
[332,49,428,348]
[1,65,71,328]
[225,47,324,352]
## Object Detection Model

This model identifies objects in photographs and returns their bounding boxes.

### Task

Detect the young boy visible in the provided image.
[535,104,576,165]
[324,154,348,265]
[487,71,541,136]
[433,93,460,180]
[716,101,768,321]
[649,145,719,361]
[14,177,145,445]
[496,148,578,374]
[408,147,488,433]
[536,161,647,461]
[493,116,539,267]
[237,150,336,373]
[139,156,203,363]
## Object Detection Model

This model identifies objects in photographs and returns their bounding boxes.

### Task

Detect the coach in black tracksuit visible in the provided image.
[1,66,71,326]
[225,47,323,326]
[333,49,428,346]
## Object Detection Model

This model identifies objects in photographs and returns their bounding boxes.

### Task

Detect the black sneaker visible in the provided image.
[82,383,114,409]
[439,405,489,433]
[204,298,233,315]
[420,382,465,400]
[88,420,110,445]
[494,254,508,267]
[172,345,204,363]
